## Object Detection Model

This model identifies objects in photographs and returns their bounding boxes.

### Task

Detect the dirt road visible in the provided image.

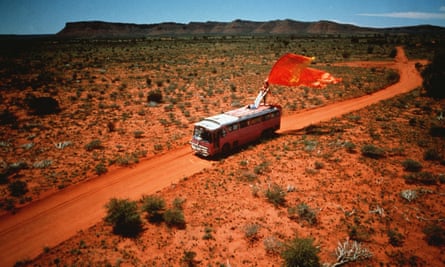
[0,47,425,266]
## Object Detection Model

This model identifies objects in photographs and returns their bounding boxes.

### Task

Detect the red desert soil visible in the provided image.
[0,47,429,266]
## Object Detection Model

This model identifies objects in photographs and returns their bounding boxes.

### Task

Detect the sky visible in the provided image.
[1,0,445,34]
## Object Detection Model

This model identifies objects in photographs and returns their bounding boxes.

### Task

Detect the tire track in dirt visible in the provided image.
[0,47,425,266]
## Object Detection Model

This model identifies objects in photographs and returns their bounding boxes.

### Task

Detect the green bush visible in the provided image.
[297,202,317,225]
[361,144,385,159]
[404,172,437,185]
[181,250,197,267]
[147,90,163,103]
[141,195,166,222]
[423,148,442,161]
[163,208,186,228]
[104,198,142,237]
[402,159,423,172]
[94,162,107,175]
[265,183,286,207]
[387,229,405,247]
[8,180,28,197]
[281,237,320,267]
[84,139,103,151]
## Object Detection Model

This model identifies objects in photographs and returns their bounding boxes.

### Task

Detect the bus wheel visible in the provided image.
[222,143,231,155]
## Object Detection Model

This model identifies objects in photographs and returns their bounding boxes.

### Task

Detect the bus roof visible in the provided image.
[194,104,280,131]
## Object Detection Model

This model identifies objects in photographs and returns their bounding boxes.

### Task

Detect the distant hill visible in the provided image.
[57,19,445,38]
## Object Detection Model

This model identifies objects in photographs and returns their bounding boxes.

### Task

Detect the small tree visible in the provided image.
[104,198,142,237]
[422,50,445,99]
[281,236,320,267]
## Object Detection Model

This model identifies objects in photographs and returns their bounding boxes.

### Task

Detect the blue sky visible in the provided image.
[1,0,445,34]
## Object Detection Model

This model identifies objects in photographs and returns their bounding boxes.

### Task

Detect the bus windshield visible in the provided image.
[193,126,213,143]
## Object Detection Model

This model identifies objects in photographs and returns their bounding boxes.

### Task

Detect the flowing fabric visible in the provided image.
[268,53,341,88]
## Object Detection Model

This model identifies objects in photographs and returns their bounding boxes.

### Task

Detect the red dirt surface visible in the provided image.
[0,47,437,266]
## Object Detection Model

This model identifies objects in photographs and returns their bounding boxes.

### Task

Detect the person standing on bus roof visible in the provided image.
[261,79,269,105]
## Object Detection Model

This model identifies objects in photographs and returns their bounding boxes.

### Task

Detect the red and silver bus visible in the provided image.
[191,103,282,157]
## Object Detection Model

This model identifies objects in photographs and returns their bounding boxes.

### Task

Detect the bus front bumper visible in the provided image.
[190,142,210,157]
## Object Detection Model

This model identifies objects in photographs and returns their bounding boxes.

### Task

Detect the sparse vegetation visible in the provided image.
[2,35,445,266]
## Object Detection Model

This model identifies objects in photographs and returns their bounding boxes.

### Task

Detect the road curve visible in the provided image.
[0,47,425,266]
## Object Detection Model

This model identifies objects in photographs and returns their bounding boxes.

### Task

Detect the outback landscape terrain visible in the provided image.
[0,20,444,266]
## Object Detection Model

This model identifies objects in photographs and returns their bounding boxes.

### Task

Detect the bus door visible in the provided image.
[213,130,221,150]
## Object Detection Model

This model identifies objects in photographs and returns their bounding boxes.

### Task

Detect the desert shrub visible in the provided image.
[141,195,165,222]
[423,224,445,246]
[281,237,320,267]
[133,130,144,138]
[244,223,261,242]
[33,159,52,169]
[8,180,28,197]
[297,202,317,225]
[361,144,385,159]
[172,197,186,209]
[265,183,286,207]
[348,223,371,242]
[423,148,442,161]
[163,208,185,228]
[388,251,424,267]
[422,49,445,99]
[94,162,107,175]
[264,236,283,254]
[429,125,445,138]
[402,159,423,172]
[254,161,270,175]
[25,94,60,115]
[404,172,437,185]
[203,227,214,240]
[147,89,163,103]
[389,48,397,58]
[84,139,103,151]
[385,70,400,85]
[387,229,405,247]
[344,141,356,153]
[181,250,197,267]
[104,198,142,237]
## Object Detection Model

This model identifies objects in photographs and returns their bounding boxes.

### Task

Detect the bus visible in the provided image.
[190,103,282,157]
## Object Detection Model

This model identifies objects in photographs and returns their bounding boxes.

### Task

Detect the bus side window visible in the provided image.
[232,123,239,131]
[240,120,248,128]
[222,128,227,137]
